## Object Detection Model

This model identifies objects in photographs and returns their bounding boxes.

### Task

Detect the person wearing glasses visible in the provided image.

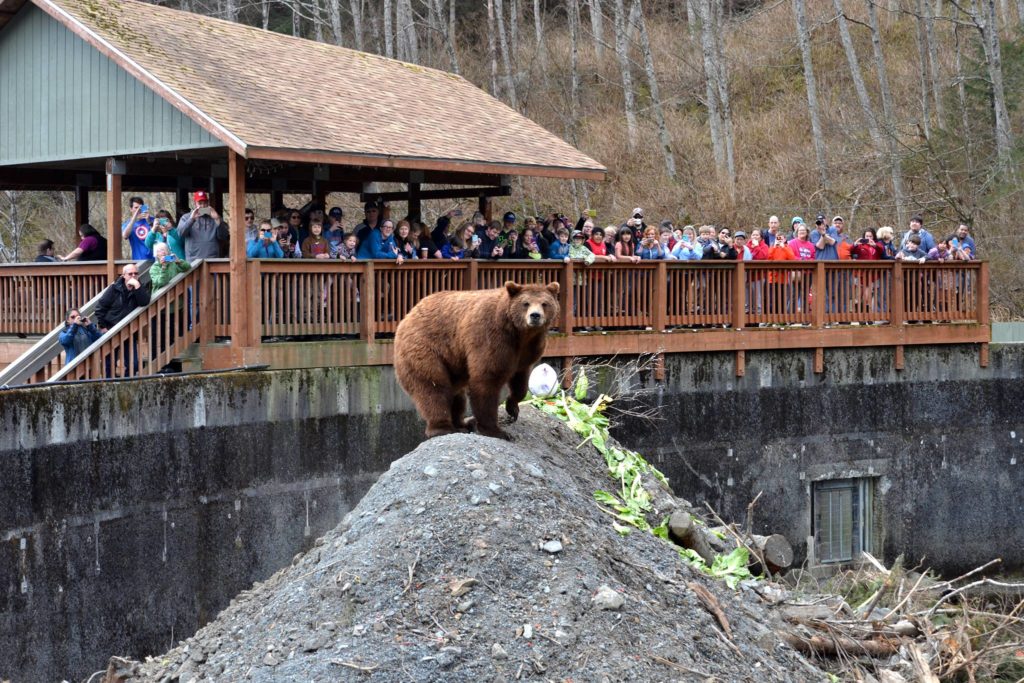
[177,190,229,261]
[145,209,186,260]
[243,208,258,242]
[93,264,151,333]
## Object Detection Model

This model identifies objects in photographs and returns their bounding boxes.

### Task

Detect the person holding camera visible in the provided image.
[58,308,102,364]
[248,221,286,259]
[94,264,151,333]
[121,196,154,261]
[177,190,229,261]
[150,243,190,289]
[145,209,186,260]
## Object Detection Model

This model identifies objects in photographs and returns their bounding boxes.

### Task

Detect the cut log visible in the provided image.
[780,632,901,657]
[668,511,716,565]
[708,527,794,575]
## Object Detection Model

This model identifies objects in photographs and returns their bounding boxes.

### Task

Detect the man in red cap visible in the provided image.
[177,190,229,261]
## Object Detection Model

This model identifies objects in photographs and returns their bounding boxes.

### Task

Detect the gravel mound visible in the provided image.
[123,407,826,682]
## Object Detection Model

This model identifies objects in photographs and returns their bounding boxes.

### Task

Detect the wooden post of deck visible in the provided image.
[561,260,575,335]
[478,194,493,223]
[105,159,124,284]
[979,261,990,368]
[653,261,667,332]
[228,151,251,362]
[176,177,192,218]
[73,186,89,242]
[408,183,422,223]
[732,262,745,331]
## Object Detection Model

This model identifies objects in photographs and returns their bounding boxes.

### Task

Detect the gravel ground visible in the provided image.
[123,407,829,682]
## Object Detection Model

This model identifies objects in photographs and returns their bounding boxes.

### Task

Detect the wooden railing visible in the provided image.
[49,263,208,382]
[230,260,986,340]
[0,263,108,336]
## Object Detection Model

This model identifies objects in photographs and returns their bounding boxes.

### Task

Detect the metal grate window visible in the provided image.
[813,478,873,564]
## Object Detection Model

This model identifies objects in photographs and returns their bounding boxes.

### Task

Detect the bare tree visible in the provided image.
[350,0,365,50]
[495,0,519,108]
[633,0,676,179]
[225,0,238,21]
[261,0,270,29]
[487,0,501,97]
[612,0,639,149]
[924,0,944,123]
[833,0,882,146]
[533,0,549,75]
[914,1,933,138]
[712,0,735,194]
[792,0,829,189]
[969,0,1015,169]
[327,0,344,45]
[589,0,605,57]
[867,0,907,227]
[384,0,395,58]
[398,0,419,62]
[429,0,459,73]
[698,0,725,174]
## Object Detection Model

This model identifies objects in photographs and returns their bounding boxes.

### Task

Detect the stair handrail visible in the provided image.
[47,260,205,383]
[0,261,153,388]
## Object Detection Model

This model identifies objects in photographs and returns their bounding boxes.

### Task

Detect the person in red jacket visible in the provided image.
[851,229,884,317]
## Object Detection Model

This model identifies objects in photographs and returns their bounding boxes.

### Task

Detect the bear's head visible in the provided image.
[504,281,560,331]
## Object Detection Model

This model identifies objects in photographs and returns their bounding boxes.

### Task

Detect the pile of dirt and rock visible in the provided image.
[113,407,831,682]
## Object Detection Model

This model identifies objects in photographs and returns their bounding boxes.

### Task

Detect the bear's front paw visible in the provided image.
[463,416,477,432]
[505,398,520,422]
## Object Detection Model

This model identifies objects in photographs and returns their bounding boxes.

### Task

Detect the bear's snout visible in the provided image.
[529,310,544,324]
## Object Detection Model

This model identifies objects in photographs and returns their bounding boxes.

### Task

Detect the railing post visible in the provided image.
[978,262,990,327]
[360,261,376,343]
[813,261,826,328]
[248,259,262,345]
[465,259,479,290]
[654,261,668,332]
[198,262,211,346]
[732,262,745,330]
[561,260,574,335]
[891,261,904,326]
[227,150,251,364]
[105,160,124,285]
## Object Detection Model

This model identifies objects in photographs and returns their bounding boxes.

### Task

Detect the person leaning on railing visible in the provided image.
[58,224,108,262]
[548,228,571,260]
[93,264,151,333]
[669,226,703,261]
[150,243,190,289]
[357,219,406,263]
[247,221,285,259]
[145,210,186,260]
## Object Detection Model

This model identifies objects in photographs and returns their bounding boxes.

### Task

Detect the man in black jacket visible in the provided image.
[94,264,151,332]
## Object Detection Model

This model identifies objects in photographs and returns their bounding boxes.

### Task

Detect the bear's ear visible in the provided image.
[546,281,560,296]
[505,281,523,297]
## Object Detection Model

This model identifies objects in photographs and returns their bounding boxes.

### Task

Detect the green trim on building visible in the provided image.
[0,4,222,166]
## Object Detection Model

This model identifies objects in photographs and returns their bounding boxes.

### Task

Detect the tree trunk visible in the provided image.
[495,0,519,108]
[383,0,394,58]
[667,511,716,565]
[953,22,974,179]
[712,0,735,195]
[867,0,907,228]
[569,0,584,213]
[430,0,459,73]
[612,0,639,149]
[292,0,302,36]
[974,0,1015,168]
[914,1,932,138]
[924,0,944,124]
[590,0,605,57]
[226,0,238,21]
[634,0,676,179]
[262,0,270,29]
[833,0,882,146]
[533,0,548,74]
[793,0,829,189]
[328,0,344,45]
[510,0,520,58]
[350,0,365,50]
[314,0,325,43]
[685,0,698,41]
[487,0,501,97]
[698,0,725,172]
[400,0,419,62]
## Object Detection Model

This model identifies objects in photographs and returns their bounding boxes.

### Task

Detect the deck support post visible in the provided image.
[105,159,124,284]
[228,150,251,363]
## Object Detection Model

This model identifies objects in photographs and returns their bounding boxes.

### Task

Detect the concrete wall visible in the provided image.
[0,367,420,682]
[609,344,1024,576]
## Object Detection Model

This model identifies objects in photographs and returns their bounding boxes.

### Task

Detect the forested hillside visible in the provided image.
[4,0,1023,311]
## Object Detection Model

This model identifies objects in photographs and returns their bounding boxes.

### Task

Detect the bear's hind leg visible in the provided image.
[406,378,460,438]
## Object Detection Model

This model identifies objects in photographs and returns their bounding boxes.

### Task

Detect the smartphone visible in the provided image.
[197,207,212,217]
[453,208,463,217]
[163,254,176,263]
[139,204,150,215]
[586,209,598,218]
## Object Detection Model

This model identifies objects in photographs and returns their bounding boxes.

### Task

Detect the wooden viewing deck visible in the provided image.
[0,259,990,382]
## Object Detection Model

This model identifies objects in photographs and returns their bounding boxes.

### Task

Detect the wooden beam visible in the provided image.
[105,164,123,283]
[73,186,89,243]
[735,350,745,377]
[814,347,824,373]
[227,150,251,360]
[407,183,421,223]
[560,260,574,334]
[479,195,493,223]
[980,342,989,368]
[360,186,511,203]
[895,345,905,371]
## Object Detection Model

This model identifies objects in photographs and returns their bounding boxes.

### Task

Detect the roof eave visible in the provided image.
[29,0,247,157]
[245,147,607,183]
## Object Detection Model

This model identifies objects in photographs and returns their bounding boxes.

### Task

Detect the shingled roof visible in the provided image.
[26,0,605,180]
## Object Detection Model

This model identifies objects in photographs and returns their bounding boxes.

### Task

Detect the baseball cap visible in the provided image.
[193,190,209,203]
[734,230,747,238]
[815,214,826,222]
[329,207,343,218]
[632,207,644,218]
[791,216,804,226]
[364,201,378,211]
[503,211,516,223]
[571,230,585,239]
[270,218,283,228]
[832,215,844,222]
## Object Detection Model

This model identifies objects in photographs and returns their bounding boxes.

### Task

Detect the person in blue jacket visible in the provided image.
[247,221,286,258]
[59,308,102,364]
[357,219,405,262]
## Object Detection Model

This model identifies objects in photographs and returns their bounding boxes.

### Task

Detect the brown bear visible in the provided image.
[394,280,561,440]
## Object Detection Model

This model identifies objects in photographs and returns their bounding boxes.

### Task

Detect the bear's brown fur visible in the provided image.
[394,280,561,440]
